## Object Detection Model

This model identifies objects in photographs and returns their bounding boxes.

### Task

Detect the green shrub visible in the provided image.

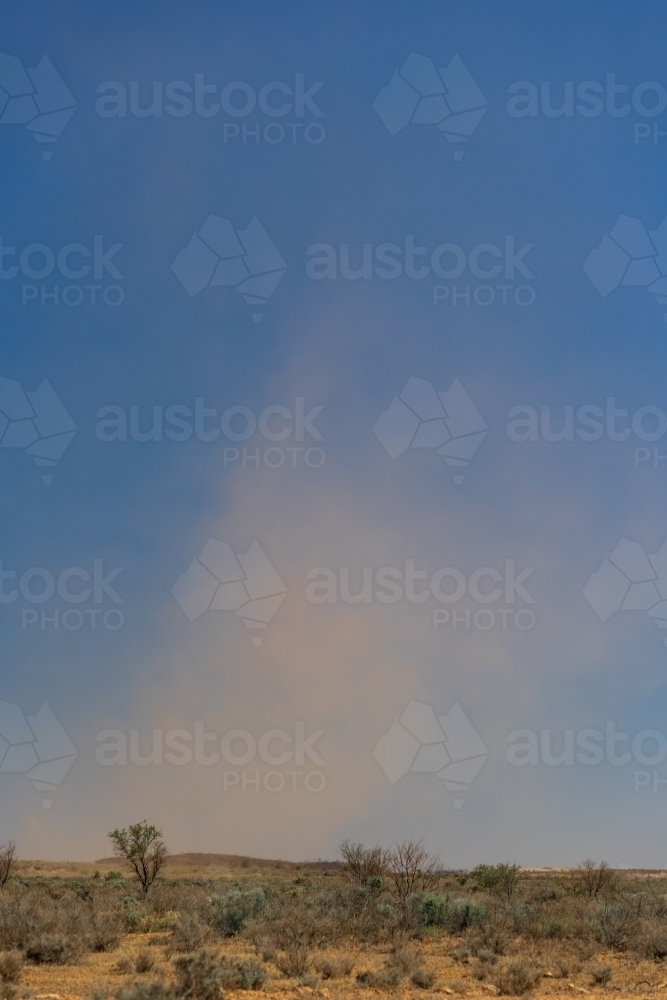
[420,894,450,927]
[219,957,268,989]
[208,888,266,937]
[471,864,522,902]
[447,898,486,931]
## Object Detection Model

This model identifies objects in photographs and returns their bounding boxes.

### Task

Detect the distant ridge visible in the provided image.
[93,851,341,871]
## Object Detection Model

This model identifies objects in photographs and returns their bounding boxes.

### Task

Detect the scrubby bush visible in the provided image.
[218,956,268,989]
[640,928,667,960]
[0,953,22,984]
[356,966,402,988]
[276,944,311,978]
[388,942,422,977]
[471,864,522,902]
[170,913,210,953]
[420,893,450,927]
[495,961,541,995]
[25,933,79,965]
[207,887,266,937]
[590,965,612,985]
[315,955,354,978]
[173,950,224,1000]
[116,982,174,1000]
[88,909,124,951]
[447,898,487,931]
[575,860,619,899]
[590,903,635,949]
[412,967,436,989]
[135,950,155,974]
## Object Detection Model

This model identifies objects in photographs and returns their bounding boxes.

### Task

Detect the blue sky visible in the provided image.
[2,0,667,866]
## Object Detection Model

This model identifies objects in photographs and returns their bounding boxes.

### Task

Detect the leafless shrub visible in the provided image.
[252,934,276,962]
[591,903,636,950]
[115,955,133,974]
[470,928,509,955]
[0,953,22,984]
[338,840,390,886]
[575,860,619,898]
[315,955,354,978]
[637,927,667,960]
[553,958,574,978]
[268,907,321,977]
[88,909,124,951]
[356,966,402,988]
[388,943,422,976]
[276,944,311,978]
[135,950,155,974]
[387,839,441,904]
[0,846,16,892]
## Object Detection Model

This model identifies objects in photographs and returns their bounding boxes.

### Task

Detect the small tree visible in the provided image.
[108,821,169,896]
[0,841,16,889]
[576,859,618,898]
[387,839,441,904]
[471,862,522,902]
[338,840,390,886]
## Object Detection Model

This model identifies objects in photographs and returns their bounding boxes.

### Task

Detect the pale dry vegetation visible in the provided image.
[3,841,667,999]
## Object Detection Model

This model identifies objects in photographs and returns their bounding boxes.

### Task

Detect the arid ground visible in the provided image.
[3,854,667,1000]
